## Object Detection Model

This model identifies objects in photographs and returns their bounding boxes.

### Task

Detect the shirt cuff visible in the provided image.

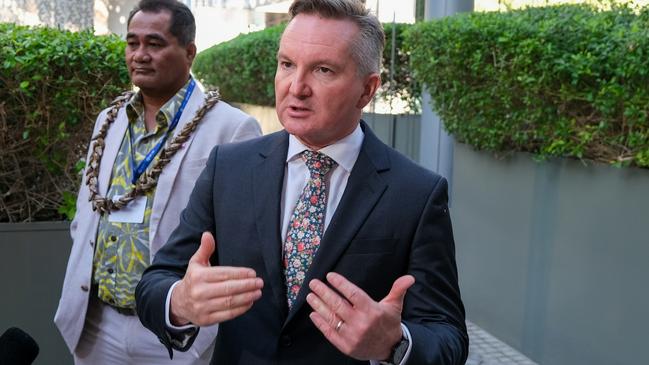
[370,323,413,365]
[398,323,413,365]
[165,281,197,330]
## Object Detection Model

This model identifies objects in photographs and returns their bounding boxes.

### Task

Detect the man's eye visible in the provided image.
[280,61,293,68]
[318,67,332,74]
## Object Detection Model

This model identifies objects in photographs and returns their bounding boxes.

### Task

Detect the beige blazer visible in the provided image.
[54,86,262,356]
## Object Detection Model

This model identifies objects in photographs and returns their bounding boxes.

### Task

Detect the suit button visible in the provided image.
[80,285,89,292]
[110,235,117,242]
[280,335,292,347]
[89,240,94,247]
[108,268,114,274]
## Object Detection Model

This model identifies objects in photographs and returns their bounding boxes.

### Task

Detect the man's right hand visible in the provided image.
[169,231,264,327]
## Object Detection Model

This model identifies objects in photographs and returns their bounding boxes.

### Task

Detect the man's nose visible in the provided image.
[288,71,312,98]
[132,47,151,63]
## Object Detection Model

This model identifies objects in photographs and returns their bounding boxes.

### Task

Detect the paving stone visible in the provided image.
[466,321,538,365]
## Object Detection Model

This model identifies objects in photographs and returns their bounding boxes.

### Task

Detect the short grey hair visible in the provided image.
[288,0,385,76]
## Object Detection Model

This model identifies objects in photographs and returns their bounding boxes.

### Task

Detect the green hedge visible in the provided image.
[193,24,285,106]
[0,23,130,222]
[193,22,420,111]
[405,4,649,168]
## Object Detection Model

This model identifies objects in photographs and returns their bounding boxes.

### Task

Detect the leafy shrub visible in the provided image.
[0,23,130,222]
[192,22,420,111]
[193,24,285,107]
[405,4,649,168]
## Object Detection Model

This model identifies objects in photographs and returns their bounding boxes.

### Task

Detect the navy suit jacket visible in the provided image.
[136,122,468,364]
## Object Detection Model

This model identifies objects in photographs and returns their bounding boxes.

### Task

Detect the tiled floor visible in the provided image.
[465,321,538,365]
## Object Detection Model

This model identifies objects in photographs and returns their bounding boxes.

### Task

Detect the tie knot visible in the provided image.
[302,150,336,176]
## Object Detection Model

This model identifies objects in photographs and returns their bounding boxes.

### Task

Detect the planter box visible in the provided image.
[451,142,649,365]
[0,222,73,364]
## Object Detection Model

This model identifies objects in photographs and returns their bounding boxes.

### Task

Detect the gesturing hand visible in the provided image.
[170,232,264,327]
[306,272,415,361]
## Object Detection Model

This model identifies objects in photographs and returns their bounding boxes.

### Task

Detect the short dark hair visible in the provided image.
[127,0,196,46]
[288,0,384,75]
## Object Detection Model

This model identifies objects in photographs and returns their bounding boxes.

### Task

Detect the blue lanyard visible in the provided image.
[128,78,196,185]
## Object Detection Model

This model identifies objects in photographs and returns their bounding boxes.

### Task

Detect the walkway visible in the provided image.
[466,321,538,365]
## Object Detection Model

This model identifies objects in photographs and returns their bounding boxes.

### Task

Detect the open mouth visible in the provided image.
[290,106,309,112]
[287,105,312,118]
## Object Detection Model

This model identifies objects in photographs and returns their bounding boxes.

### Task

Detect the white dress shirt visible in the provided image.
[281,124,364,240]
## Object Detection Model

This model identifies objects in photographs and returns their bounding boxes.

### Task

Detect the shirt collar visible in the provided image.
[125,78,193,128]
[286,123,364,173]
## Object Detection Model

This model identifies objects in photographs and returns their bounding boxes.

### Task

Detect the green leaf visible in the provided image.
[57,191,78,221]
[74,159,86,174]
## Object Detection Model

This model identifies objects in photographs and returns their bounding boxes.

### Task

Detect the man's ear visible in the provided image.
[186,42,197,64]
[356,73,381,109]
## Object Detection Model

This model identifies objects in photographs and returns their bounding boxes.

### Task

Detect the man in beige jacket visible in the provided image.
[54,1,261,363]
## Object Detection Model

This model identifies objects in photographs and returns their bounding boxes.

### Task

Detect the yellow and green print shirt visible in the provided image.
[93,81,191,309]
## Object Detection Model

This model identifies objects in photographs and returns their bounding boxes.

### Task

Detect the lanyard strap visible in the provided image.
[129,78,196,185]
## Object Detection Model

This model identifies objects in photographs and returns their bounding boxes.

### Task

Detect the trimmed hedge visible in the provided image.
[192,22,420,111]
[405,4,649,168]
[193,24,285,107]
[0,23,130,222]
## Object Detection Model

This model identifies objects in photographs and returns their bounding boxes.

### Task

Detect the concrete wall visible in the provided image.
[0,222,73,365]
[363,113,420,162]
[451,142,649,365]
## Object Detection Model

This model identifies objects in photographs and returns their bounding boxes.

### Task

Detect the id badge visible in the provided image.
[108,195,147,224]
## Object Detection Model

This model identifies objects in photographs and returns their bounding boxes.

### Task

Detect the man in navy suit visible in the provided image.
[136,0,468,364]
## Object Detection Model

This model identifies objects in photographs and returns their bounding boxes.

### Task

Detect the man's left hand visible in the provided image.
[307,272,415,361]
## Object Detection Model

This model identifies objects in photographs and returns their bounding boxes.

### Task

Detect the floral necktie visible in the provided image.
[284,150,337,308]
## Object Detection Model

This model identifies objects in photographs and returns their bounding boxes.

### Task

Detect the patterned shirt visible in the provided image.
[93,80,191,309]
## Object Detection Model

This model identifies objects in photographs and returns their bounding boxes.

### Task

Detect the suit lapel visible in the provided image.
[285,123,391,323]
[149,88,206,252]
[252,131,291,316]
